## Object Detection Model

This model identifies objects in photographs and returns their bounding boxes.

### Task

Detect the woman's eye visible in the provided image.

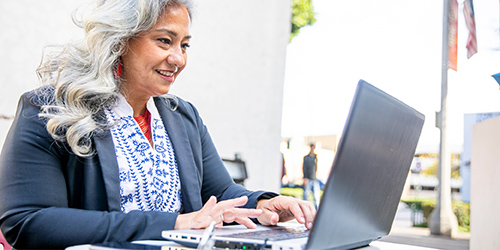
[182,44,191,50]
[158,38,171,44]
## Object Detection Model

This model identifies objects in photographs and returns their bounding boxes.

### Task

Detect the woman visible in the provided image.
[0,0,315,249]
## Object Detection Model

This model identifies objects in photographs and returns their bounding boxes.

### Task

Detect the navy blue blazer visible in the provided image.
[0,88,267,249]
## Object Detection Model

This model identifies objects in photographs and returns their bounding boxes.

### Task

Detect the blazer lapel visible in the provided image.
[154,97,202,213]
[94,130,121,211]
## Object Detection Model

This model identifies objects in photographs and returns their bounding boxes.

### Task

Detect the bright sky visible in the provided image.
[281,0,500,153]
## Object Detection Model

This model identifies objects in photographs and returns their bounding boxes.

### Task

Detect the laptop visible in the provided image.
[162,80,425,250]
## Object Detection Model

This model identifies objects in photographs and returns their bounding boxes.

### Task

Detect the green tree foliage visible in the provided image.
[291,0,316,42]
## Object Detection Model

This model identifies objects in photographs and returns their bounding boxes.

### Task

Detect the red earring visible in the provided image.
[114,58,123,78]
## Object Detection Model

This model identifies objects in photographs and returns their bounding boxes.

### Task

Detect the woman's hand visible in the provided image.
[256,196,316,229]
[174,196,263,230]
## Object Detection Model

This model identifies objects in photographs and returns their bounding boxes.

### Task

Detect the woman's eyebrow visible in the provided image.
[154,28,192,40]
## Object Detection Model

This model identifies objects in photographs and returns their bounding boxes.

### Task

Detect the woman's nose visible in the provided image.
[167,47,185,68]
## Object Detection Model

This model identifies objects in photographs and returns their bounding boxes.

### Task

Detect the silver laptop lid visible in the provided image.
[306,80,424,250]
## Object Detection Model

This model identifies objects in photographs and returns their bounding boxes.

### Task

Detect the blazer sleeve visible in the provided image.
[0,92,178,249]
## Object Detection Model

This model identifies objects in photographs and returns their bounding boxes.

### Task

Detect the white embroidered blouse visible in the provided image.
[107,95,182,213]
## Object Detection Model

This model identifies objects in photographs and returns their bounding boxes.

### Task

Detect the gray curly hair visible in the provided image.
[36,0,194,157]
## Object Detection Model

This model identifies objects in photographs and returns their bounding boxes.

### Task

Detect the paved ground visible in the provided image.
[380,203,469,250]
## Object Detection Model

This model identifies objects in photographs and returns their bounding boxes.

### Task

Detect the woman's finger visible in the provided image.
[219,207,262,229]
[220,208,261,229]
[298,200,316,229]
[212,196,248,215]
[233,216,258,229]
[194,196,218,227]
[256,203,280,226]
[269,196,305,224]
[209,196,250,224]
[257,196,318,228]
[199,196,217,216]
[186,196,268,229]
[221,207,262,222]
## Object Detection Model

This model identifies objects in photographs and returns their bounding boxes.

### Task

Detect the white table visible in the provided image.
[67,239,440,250]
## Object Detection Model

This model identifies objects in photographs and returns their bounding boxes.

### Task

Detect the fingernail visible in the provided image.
[307,222,313,228]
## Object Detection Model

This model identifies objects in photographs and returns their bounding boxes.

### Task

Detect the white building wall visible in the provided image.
[0,0,291,192]
[471,116,500,249]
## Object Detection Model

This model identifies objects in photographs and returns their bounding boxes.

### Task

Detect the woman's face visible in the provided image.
[121,4,191,101]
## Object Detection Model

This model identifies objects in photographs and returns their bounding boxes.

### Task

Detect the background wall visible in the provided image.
[0,0,291,192]
[471,116,500,249]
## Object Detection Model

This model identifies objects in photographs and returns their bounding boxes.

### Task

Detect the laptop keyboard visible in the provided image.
[223,227,310,241]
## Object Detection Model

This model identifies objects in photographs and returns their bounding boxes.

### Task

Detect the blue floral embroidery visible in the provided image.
[108,108,182,213]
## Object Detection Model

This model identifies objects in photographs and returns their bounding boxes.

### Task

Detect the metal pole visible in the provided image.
[428,0,458,237]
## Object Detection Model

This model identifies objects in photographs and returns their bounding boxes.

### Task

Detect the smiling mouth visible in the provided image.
[156,70,174,77]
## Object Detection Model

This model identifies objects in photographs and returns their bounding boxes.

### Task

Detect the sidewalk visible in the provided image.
[380,203,469,250]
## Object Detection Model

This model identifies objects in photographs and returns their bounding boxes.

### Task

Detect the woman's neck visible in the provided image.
[121,88,149,117]
[128,99,148,117]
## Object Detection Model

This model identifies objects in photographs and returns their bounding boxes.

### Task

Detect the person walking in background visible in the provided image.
[303,143,320,208]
